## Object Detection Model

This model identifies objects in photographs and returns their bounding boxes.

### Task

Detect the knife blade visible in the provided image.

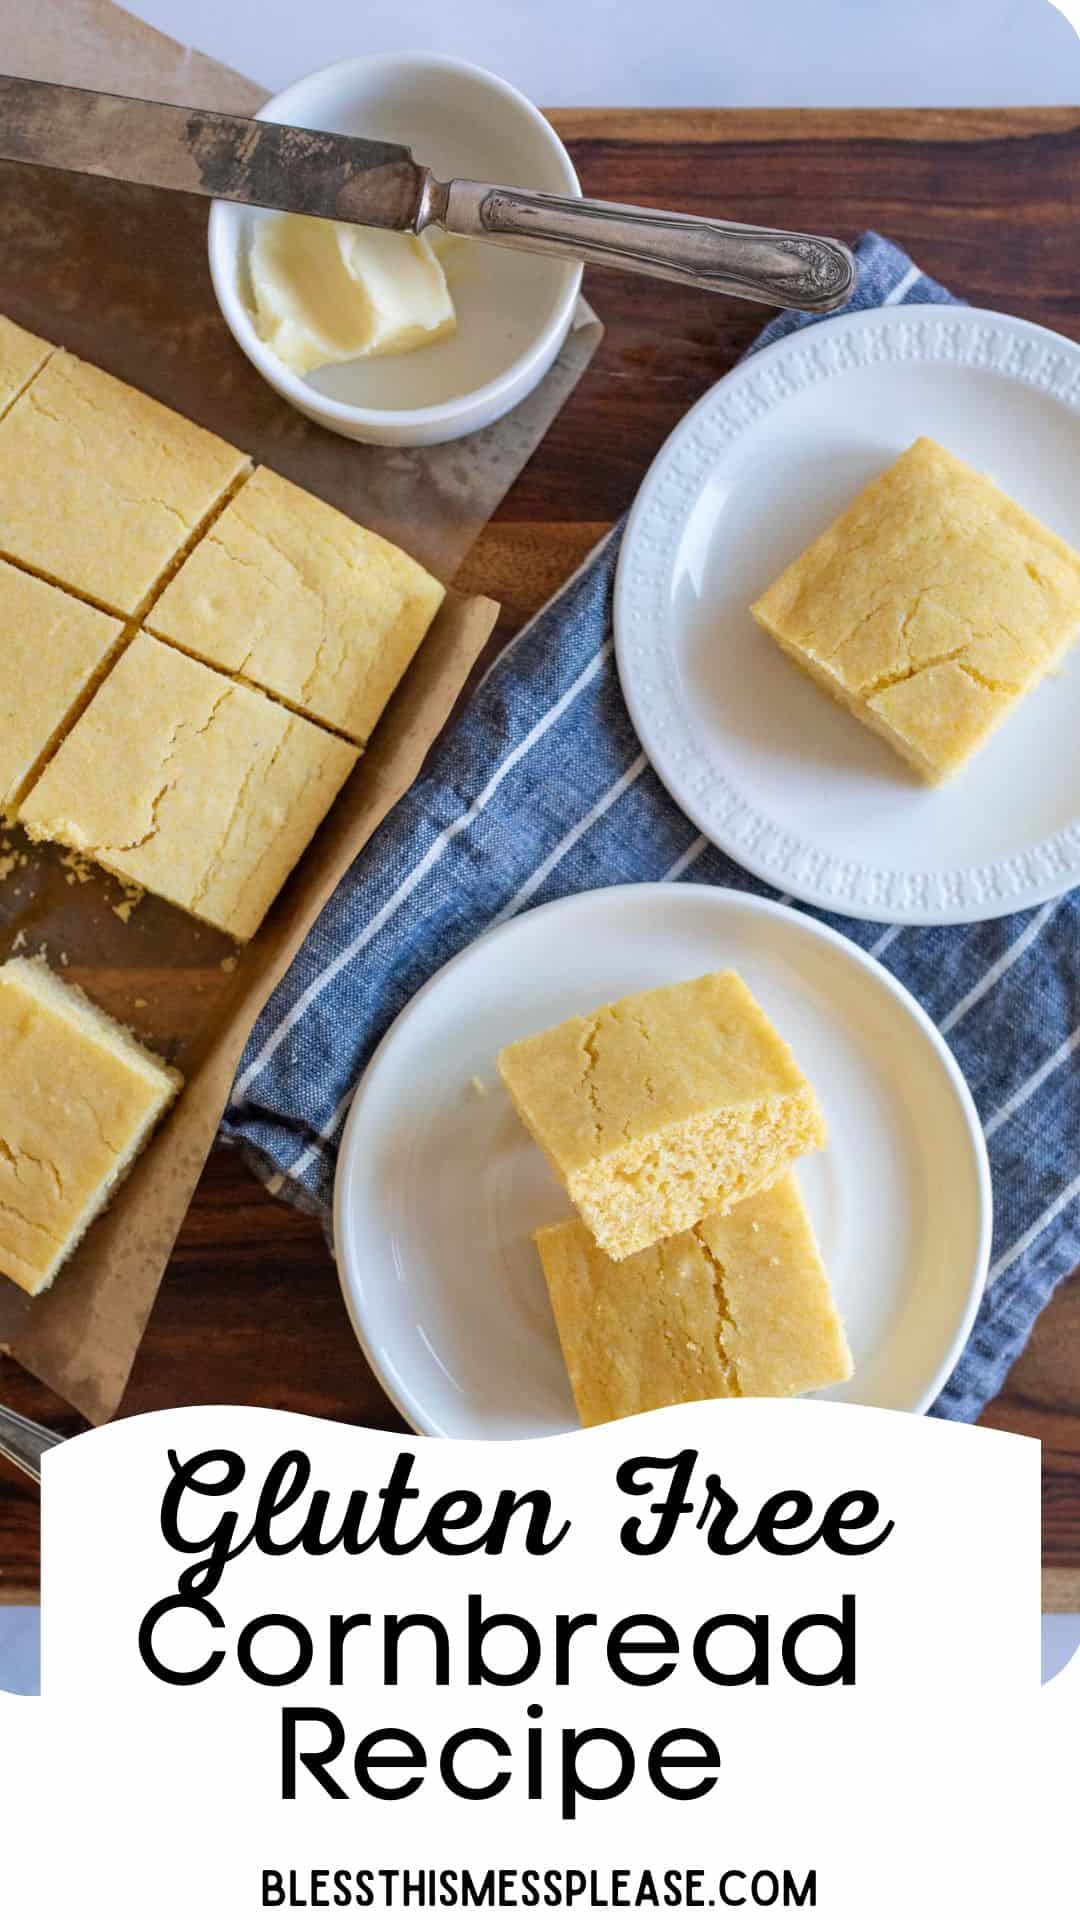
[0,73,856,311]
[0,74,446,230]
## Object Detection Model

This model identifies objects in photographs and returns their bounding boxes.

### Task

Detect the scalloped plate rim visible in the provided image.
[613,303,1080,925]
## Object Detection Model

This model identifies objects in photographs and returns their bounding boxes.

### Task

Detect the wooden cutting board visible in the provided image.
[1,106,1078,1607]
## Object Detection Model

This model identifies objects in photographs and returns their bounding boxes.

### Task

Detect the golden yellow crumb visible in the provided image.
[499,971,825,1261]
[60,849,94,885]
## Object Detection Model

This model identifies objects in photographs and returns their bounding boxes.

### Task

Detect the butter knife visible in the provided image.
[0,1400,61,1486]
[0,75,855,313]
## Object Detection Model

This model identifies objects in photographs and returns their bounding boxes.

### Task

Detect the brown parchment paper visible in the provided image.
[0,0,603,1420]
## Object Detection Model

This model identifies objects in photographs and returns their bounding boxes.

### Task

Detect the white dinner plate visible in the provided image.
[333,884,991,1438]
[614,305,1080,924]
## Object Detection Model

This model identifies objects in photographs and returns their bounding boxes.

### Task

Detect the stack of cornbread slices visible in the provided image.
[0,312,445,1299]
[498,972,852,1426]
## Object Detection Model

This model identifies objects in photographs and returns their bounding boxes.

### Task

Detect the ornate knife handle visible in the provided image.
[443,182,855,313]
[0,1401,62,1485]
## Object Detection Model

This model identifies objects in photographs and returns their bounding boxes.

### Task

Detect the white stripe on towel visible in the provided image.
[281,1083,360,1188]
[985,1023,1080,1142]
[281,753,653,1179]
[884,262,923,304]
[987,1169,1080,1289]
[870,925,902,959]
[661,834,708,882]
[233,638,615,1101]
[940,901,1058,1035]
[473,525,620,698]
[489,753,648,928]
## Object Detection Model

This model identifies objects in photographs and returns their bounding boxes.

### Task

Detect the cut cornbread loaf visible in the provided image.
[751,437,1080,784]
[0,349,249,615]
[0,958,182,1296]
[536,1172,852,1427]
[0,314,53,419]
[498,971,825,1261]
[148,465,445,744]
[0,559,125,817]
[18,631,359,941]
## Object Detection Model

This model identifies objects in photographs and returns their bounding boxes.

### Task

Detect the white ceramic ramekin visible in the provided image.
[208,53,583,446]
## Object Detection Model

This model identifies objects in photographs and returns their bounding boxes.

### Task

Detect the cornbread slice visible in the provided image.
[0,315,53,418]
[19,632,358,941]
[536,1173,852,1426]
[0,958,182,1296]
[0,350,249,615]
[148,466,444,743]
[498,972,825,1261]
[751,437,1080,783]
[0,561,125,817]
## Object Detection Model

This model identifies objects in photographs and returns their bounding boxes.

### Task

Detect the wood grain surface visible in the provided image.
[2,108,1079,1606]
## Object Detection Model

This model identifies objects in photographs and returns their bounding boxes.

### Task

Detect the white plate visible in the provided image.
[614,305,1080,923]
[334,884,991,1438]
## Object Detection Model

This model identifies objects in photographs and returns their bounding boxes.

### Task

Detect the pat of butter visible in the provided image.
[249,213,457,375]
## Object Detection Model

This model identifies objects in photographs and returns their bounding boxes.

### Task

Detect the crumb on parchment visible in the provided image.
[0,835,27,882]
[61,849,94,885]
[112,882,145,923]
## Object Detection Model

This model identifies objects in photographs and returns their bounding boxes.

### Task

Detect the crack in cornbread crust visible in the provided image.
[0,349,250,617]
[0,559,126,819]
[18,633,359,942]
[688,1223,741,1396]
[130,463,257,632]
[0,958,182,1296]
[751,437,1080,783]
[535,1173,850,1427]
[760,633,1018,787]
[535,1216,741,1425]
[0,315,54,422]
[146,466,445,745]
[498,971,826,1261]
[695,1180,853,1399]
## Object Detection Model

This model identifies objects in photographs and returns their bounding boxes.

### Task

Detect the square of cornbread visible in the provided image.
[0,350,249,616]
[0,958,182,1296]
[498,972,825,1261]
[0,315,53,418]
[0,560,125,817]
[148,467,445,744]
[19,632,358,941]
[751,437,1080,784]
[536,1172,852,1426]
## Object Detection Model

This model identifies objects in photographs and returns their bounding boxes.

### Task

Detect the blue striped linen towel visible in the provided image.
[225,232,1080,1424]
